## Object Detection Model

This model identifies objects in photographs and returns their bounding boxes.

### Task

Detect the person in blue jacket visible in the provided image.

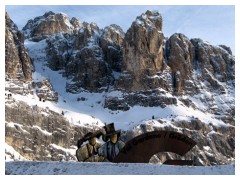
[98,123,125,162]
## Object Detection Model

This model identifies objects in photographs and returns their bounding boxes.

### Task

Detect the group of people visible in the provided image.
[76,123,125,162]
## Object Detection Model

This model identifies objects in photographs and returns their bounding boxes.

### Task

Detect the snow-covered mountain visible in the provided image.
[22,11,76,41]
[5,10,235,168]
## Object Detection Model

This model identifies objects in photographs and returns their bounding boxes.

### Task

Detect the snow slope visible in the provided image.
[5,161,234,175]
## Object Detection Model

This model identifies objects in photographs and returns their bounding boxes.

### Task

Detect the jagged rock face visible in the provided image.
[5,12,32,81]
[22,11,74,41]
[70,17,83,29]
[22,12,124,93]
[66,46,114,93]
[164,34,235,95]
[100,24,124,72]
[117,10,166,91]
[45,33,72,71]
[101,24,124,47]
[45,22,114,93]
[166,33,195,95]
[219,45,232,55]
[123,10,164,73]
[191,38,235,91]
[72,22,100,49]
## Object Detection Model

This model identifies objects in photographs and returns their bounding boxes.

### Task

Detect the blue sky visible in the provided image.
[5,5,235,54]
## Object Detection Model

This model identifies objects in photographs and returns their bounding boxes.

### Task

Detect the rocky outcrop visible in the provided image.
[166,33,195,95]
[104,10,234,113]
[105,89,177,111]
[22,11,74,41]
[117,10,167,91]
[100,24,124,72]
[44,21,115,93]
[45,33,71,71]
[5,100,99,161]
[70,17,83,29]
[72,22,100,49]
[191,38,235,87]
[66,46,113,93]
[5,12,32,82]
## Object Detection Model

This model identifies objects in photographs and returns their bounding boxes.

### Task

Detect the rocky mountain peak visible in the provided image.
[134,10,162,31]
[103,24,125,39]
[117,10,165,91]
[70,17,83,29]
[70,21,100,50]
[22,11,74,41]
[43,11,55,17]
[99,24,125,72]
[5,12,18,33]
[89,22,99,30]
[190,38,235,85]
[5,11,32,82]
[101,24,124,46]
[218,45,232,55]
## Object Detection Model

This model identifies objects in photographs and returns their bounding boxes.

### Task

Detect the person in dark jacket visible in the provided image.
[98,123,125,162]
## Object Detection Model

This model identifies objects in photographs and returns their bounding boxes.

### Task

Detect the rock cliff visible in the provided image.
[5,12,32,82]
[117,10,167,91]
[100,24,124,72]
[23,11,75,41]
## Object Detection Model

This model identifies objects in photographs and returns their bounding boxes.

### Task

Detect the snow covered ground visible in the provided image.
[5,161,235,175]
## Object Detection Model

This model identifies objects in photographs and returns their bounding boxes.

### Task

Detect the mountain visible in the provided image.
[5,10,235,166]
[22,11,77,41]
